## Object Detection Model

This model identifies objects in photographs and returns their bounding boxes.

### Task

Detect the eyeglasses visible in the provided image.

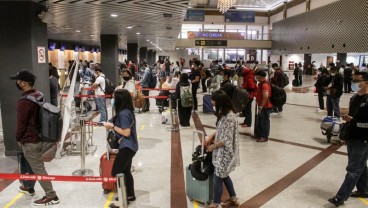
[352,80,364,83]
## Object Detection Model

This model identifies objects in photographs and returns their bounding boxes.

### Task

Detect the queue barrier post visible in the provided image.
[116,173,128,208]
[166,94,179,132]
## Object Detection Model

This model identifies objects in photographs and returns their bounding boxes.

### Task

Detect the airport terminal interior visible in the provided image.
[1,0,368,207]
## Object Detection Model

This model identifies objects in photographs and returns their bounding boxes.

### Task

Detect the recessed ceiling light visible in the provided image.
[136,32,140,35]
[147,40,150,41]
[127,26,133,29]
[110,14,118,17]
[76,30,81,33]
[90,34,94,37]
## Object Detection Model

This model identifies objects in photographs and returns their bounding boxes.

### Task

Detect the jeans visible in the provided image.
[318,92,325,110]
[344,80,352,92]
[18,152,35,189]
[213,174,236,204]
[243,99,253,126]
[255,108,271,139]
[95,97,107,122]
[22,142,57,198]
[142,90,150,111]
[336,139,368,200]
[192,87,198,110]
[112,147,136,198]
[326,95,340,118]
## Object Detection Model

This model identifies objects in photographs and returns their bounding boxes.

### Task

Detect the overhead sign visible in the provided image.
[37,46,46,63]
[195,40,227,47]
[225,11,256,22]
[188,32,246,40]
[186,10,205,21]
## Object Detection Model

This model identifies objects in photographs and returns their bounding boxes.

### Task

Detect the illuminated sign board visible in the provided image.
[195,40,227,47]
[225,11,256,22]
[188,32,246,40]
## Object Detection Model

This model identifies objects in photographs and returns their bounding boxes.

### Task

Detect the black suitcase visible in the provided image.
[292,79,300,87]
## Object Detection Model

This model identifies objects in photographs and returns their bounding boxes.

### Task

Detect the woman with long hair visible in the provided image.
[206,91,240,208]
[115,69,137,97]
[103,89,138,207]
[175,73,192,128]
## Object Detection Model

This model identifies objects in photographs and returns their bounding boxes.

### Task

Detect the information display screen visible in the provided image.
[195,40,227,47]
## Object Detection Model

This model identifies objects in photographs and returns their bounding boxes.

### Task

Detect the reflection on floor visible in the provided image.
[0,75,366,208]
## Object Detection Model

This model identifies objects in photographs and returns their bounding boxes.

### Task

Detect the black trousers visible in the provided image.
[192,87,198,110]
[242,99,253,126]
[142,90,150,110]
[201,79,207,92]
[178,101,192,127]
[111,147,136,198]
[318,91,325,110]
[344,80,352,92]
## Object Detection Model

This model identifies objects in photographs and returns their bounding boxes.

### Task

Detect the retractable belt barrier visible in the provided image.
[61,94,112,98]
[0,173,116,182]
[140,88,176,91]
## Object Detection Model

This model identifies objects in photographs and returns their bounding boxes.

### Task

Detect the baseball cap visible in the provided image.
[255,70,267,77]
[9,70,36,82]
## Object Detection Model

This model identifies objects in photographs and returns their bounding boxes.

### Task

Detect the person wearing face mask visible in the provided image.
[115,69,136,98]
[9,70,60,206]
[92,65,108,122]
[189,60,201,112]
[328,72,368,207]
[325,66,344,119]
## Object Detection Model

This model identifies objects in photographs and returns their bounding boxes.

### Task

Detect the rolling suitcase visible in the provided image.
[186,131,213,205]
[292,79,300,87]
[100,151,117,194]
[203,94,214,113]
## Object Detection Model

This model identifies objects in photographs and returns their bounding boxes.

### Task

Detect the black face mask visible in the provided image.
[123,76,130,81]
[16,82,22,90]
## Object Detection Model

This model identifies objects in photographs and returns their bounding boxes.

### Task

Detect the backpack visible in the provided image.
[231,86,249,113]
[180,84,193,107]
[280,71,290,88]
[261,82,287,107]
[148,69,157,88]
[21,93,62,143]
[101,77,115,95]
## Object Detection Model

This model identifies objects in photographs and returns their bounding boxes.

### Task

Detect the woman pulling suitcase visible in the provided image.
[103,89,138,207]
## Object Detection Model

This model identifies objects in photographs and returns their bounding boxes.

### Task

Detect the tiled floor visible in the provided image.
[0,75,367,208]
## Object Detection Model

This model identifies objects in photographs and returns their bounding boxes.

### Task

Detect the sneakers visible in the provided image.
[18,186,35,196]
[33,196,60,206]
[256,138,268,143]
[317,109,326,113]
[328,196,344,207]
[350,191,368,198]
[221,197,240,206]
[208,203,221,208]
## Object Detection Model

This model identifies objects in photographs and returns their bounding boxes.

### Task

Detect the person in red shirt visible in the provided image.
[240,65,257,127]
[254,70,272,142]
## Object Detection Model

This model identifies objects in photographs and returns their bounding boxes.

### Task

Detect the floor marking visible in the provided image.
[359,198,368,206]
[193,200,199,208]
[103,191,115,208]
[4,193,23,208]
[141,124,145,131]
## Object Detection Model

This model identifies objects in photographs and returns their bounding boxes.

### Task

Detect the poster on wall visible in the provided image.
[37,46,46,63]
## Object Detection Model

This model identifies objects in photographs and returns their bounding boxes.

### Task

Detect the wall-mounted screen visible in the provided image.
[225,11,255,22]
[186,10,205,21]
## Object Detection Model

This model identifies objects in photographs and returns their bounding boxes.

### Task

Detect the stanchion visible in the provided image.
[72,118,94,176]
[166,95,178,132]
[116,173,128,208]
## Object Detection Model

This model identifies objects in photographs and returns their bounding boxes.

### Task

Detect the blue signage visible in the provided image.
[48,42,56,51]
[186,10,205,21]
[225,11,256,22]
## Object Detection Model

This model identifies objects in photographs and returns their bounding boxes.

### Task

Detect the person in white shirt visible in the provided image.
[92,65,107,122]
[116,69,137,97]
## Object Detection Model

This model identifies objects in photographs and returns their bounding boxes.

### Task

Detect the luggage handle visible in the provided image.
[192,130,205,171]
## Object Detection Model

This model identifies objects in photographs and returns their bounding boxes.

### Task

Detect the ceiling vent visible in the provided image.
[166,27,172,30]
[163,13,173,18]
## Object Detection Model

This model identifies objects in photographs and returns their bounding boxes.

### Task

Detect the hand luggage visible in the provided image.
[292,79,300,87]
[100,151,117,194]
[186,131,213,205]
[161,109,172,124]
[320,116,342,143]
[203,95,214,113]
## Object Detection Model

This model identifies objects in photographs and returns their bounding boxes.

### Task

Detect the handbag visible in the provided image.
[339,122,350,141]
[133,90,144,109]
[107,131,119,149]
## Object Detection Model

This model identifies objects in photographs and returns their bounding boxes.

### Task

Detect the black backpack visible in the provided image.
[100,76,115,95]
[280,72,290,88]
[21,92,63,143]
[261,82,287,107]
[148,69,157,88]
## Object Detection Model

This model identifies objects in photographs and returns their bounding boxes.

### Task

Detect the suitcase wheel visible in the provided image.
[103,189,109,194]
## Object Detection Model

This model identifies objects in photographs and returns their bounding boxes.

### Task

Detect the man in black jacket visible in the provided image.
[343,64,353,93]
[325,67,344,118]
[328,72,368,207]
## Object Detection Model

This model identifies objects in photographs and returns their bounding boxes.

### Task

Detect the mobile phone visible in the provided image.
[96,122,105,126]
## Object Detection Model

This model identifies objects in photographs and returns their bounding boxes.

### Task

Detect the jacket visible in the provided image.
[348,94,368,141]
[139,68,151,88]
[326,74,344,97]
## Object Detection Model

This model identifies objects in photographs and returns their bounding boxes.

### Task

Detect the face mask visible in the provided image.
[123,76,130,81]
[331,73,336,76]
[213,106,216,112]
[16,82,22,90]
[351,83,360,92]
[110,98,115,107]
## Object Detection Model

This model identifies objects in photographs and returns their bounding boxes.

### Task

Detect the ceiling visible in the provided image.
[189,0,291,11]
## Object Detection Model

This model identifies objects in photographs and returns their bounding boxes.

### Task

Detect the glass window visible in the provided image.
[204,24,224,32]
[225,49,237,64]
[247,25,262,40]
[226,24,246,32]
[181,24,202,39]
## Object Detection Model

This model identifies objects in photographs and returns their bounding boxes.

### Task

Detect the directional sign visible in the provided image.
[37,46,46,63]
[195,40,227,47]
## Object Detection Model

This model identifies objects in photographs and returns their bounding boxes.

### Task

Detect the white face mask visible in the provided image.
[330,73,335,76]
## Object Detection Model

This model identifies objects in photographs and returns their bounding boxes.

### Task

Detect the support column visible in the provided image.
[139,47,147,64]
[101,34,119,84]
[127,43,138,65]
[147,49,154,65]
[152,50,157,63]
[306,0,311,11]
[336,53,347,68]
[304,54,312,75]
[0,2,49,156]
[283,1,288,19]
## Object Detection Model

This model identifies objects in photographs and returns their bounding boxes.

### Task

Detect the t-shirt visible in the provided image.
[115,80,137,96]
[94,75,105,95]
[256,81,272,108]
[115,109,138,152]
[190,69,201,89]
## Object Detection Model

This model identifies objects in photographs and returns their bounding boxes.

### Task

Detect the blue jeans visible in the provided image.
[336,139,368,200]
[18,152,35,189]
[327,95,340,118]
[255,108,271,139]
[213,174,236,204]
[95,97,107,122]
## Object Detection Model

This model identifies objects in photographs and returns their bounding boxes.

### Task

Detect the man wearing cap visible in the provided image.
[10,70,59,206]
[254,71,273,142]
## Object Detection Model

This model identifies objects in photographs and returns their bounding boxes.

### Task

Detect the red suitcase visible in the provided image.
[100,152,117,194]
